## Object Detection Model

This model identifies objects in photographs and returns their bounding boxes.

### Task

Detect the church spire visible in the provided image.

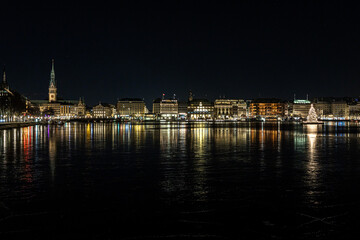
[50,59,56,87]
[48,59,57,102]
[2,65,9,89]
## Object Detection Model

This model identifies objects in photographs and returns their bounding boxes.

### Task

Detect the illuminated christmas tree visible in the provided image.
[307,104,318,122]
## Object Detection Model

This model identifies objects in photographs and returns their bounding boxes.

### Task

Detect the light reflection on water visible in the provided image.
[1,122,360,238]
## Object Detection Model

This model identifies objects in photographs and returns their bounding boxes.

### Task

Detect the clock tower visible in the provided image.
[49,59,57,102]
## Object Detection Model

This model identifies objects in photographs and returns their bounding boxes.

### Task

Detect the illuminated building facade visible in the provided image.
[58,98,86,117]
[214,99,247,119]
[313,98,353,119]
[188,99,214,120]
[0,67,28,119]
[292,99,311,118]
[249,99,285,117]
[48,59,57,102]
[331,101,349,118]
[349,103,360,119]
[313,101,331,117]
[153,98,178,120]
[92,103,116,118]
[30,60,86,117]
[178,101,188,119]
[116,98,147,118]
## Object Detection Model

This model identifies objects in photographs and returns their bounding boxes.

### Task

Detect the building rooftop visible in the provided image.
[252,98,284,103]
[294,99,311,104]
[118,98,144,102]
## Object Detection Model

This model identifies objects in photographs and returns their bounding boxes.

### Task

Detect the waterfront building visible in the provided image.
[92,103,116,118]
[292,99,311,119]
[30,60,85,117]
[349,103,360,119]
[116,98,147,118]
[0,67,11,115]
[187,98,214,120]
[144,113,156,121]
[178,101,188,120]
[152,98,161,115]
[75,98,86,116]
[313,101,332,118]
[331,101,349,118]
[152,97,178,120]
[58,98,86,117]
[214,99,247,119]
[0,67,10,98]
[249,98,285,118]
[0,67,28,118]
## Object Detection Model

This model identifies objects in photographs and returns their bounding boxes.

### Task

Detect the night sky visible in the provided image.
[1,1,360,106]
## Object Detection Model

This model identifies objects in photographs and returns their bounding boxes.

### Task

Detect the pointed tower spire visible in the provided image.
[2,65,9,89]
[48,59,57,102]
[50,59,56,87]
[188,89,193,102]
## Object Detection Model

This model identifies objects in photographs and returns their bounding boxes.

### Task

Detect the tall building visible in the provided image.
[49,59,57,102]
[30,59,85,117]
[0,67,28,117]
[1,66,9,90]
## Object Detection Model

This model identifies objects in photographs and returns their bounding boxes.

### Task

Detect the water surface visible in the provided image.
[1,122,360,239]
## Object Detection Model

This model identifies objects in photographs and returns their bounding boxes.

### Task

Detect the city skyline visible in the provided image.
[2,59,360,108]
[1,1,360,106]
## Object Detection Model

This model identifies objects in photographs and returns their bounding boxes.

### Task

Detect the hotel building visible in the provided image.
[214,99,247,119]
[116,98,147,118]
[249,98,285,117]
[187,98,214,120]
[292,99,311,119]
[92,103,116,118]
[153,97,179,120]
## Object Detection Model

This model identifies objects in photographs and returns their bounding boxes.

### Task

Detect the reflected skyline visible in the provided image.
[1,122,360,238]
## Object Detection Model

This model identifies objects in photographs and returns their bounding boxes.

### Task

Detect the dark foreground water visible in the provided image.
[1,122,360,239]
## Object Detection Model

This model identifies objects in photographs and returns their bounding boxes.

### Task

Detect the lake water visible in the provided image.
[1,122,360,239]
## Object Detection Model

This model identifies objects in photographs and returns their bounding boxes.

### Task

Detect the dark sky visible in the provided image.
[1,1,360,106]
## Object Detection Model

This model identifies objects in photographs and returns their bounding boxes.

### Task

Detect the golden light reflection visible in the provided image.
[304,124,321,205]
[22,126,33,184]
[49,126,56,181]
